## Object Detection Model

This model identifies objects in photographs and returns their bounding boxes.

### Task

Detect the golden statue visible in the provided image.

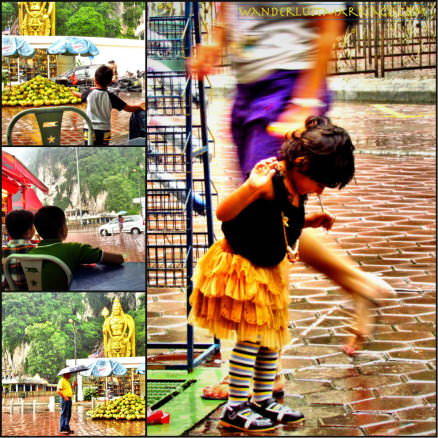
[102,297,136,357]
[19,2,56,36]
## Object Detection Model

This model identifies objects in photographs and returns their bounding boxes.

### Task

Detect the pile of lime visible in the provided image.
[86,393,146,421]
[2,75,82,107]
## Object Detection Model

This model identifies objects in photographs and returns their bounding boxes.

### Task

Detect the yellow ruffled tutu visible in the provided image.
[188,239,291,351]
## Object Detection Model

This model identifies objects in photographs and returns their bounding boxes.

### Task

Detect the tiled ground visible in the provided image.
[147,100,436,436]
[1,403,145,436]
[2,91,144,145]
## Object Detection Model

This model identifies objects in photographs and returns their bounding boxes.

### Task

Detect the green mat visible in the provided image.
[147,368,225,436]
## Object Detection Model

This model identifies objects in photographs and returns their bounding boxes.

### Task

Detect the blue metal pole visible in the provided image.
[184,0,194,373]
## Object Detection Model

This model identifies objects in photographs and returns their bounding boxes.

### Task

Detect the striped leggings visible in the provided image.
[228,340,279,405]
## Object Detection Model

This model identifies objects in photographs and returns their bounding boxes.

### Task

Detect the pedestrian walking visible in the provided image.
[118,215,124,234]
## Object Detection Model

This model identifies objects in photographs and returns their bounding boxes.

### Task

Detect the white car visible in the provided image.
[99,215,144,236]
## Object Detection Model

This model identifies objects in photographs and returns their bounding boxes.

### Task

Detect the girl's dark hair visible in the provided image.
[95,65,113,88]
[278,115,355,189]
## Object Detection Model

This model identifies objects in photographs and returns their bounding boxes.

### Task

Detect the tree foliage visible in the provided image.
[29,147,144,214]
[2,2,142,39]
[2,293,145,382]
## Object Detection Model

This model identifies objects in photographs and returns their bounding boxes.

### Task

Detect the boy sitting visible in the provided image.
[30,206,124,290]
[70,65,144,145]
[2,210,37,291]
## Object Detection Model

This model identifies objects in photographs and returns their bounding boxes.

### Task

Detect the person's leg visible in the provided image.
[59,398,68,432]
[67,399,72,430]
[250,347,304,423]
[220,341,275,432]
[299,229,394,302]
[228,341,259,405]
[299,229,395,353]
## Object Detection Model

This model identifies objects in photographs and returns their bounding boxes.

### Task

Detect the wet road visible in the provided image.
[2,91,143,145]
[66,231,145,262]
[2,403,145,436]
[147,98,436,436]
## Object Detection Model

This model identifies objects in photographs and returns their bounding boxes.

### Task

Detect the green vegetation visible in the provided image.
[2,2,144,39]
[2,292,145,382]
[29,147,145,214]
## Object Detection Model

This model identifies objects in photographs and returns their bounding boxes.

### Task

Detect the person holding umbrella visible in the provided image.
[57,365,88,435]
[57,371,76,434]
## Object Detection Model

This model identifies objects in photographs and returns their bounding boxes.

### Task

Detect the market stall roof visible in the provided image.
[12,187,44,213]
[80,359,127,377]
[47,37,99,57]
[2,151,48,194]
[2,36,35,58]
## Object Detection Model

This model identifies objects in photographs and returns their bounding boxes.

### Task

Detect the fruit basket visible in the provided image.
[2,75,82,107]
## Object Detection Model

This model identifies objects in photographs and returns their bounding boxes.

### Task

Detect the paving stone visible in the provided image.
[387,421,437,436]
[306,389,375,406]
[396,405,436,421]
[405,369,437,382]
[319,413,393,428]
[332,375,401,390]
[374,331,434,342]
[284,380,333,395]
[359,362,429,376]
[294,367,360,380]
[363,420,421,436]
[376,382,436,398]
[380,306,435,316]
[350,397,424,413]
[388,349,437,362]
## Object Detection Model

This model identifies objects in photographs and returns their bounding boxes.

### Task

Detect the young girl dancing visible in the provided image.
[189,116,396,432]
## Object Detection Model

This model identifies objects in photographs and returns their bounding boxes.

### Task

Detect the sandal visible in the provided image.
[201,384,228,400]
[250,398,304,424]
[219,401,276,432]
[201,376,285,400]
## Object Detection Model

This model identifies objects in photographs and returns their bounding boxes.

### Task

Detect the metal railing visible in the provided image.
[207,1,436,77]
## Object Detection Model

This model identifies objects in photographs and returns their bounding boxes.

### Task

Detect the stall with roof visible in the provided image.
[2,150,48,244]
[2,36,35,84]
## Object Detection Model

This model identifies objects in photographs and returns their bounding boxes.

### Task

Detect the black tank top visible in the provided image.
[221,172,306,267]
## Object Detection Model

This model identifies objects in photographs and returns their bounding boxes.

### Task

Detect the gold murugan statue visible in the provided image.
[102,297,136,358]
[18,2,56,36]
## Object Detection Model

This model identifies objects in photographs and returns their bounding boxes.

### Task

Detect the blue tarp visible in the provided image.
[47,37,99,57]
[2,36,35,57]
[80,359,127,377]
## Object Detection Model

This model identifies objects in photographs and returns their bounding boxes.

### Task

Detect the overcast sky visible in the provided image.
[3,148,36,167]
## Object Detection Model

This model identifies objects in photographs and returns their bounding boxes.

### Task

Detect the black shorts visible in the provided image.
[83,129,112,146]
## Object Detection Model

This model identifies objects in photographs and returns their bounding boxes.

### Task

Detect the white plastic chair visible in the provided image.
[3,254,72,291]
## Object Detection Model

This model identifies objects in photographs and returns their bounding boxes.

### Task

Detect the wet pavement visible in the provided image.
[1,403,145,436]
[2,91,144,146]
[67,231,145,262]
[147,98,436,435]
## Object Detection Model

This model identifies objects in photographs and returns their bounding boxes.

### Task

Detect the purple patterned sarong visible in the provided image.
[230,70,332,179]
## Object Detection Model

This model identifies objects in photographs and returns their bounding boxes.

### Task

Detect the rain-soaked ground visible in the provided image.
[66,231,145,262]
[2,91,144,145]
[147,99,436,436]
[1,402,145,436]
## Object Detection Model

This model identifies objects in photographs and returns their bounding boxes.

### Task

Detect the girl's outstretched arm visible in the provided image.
[216,157,278,222]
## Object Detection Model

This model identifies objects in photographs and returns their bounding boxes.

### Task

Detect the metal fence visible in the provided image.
[187,1,436,77]
[329,2,436,77]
